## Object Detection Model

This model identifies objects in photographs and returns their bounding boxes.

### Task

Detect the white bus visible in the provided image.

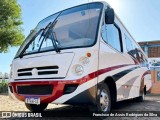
[9,1,151,112]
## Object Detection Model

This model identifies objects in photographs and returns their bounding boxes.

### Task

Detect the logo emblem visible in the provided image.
[32,68,38,76]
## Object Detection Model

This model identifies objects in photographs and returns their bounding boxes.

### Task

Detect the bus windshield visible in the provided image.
[16,3,103,58]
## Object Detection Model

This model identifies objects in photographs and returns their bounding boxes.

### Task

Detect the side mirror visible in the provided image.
[105,7,115,24]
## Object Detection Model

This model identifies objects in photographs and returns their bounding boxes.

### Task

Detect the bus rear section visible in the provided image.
[8,2,151,113]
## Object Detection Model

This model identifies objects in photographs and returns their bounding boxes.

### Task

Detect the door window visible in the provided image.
[102,23,122,52]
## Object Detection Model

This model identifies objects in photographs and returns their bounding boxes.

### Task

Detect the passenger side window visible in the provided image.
[125,34,146,63]
[106,24,121,52]
[102,24,122,52]
[125,35,134,51]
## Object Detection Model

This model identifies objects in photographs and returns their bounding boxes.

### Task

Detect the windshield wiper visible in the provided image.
[18,12,62,58]
[19,22,58,58]
[38,22,52,43]
[43,20,61,53]
[18,23,52,58]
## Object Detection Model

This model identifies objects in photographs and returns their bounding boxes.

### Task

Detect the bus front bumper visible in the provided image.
[8,80,80,104]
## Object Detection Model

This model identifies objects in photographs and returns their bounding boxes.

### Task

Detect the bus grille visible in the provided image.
[17,66,58,77]
[17,85,53,95]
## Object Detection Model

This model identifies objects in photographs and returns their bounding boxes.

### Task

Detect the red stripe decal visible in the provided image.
[9,64,134,103]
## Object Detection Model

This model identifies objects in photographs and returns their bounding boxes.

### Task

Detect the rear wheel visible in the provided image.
[25,103,48,112]
[136,88,145,102]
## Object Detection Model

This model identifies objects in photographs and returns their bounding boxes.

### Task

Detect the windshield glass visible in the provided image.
[15,3,103,58]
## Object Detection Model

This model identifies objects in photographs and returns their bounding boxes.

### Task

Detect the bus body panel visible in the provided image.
[9,47,100,104]
[8,1,152,107]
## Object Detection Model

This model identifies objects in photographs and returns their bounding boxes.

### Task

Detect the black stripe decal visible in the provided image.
[117,76,139,99]
[113,66,140,81]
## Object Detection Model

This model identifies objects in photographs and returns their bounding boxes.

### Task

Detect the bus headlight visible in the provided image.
[80,57,90,66]
[75,65,84,75]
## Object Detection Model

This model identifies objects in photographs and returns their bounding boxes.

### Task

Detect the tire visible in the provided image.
[25,103,48,112]
[96,83,112,113]
[136,89,145,102]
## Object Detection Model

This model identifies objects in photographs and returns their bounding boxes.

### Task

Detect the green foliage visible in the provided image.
[0,83,8,93]
[0,0,24,52]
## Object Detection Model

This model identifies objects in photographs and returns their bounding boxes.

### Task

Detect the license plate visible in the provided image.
[25,97,40,105]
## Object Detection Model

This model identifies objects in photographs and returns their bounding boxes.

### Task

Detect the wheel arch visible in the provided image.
[103,76,117,103]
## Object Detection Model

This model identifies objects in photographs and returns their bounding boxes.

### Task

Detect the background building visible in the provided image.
[138,40,160,94]
[138,40,160,63]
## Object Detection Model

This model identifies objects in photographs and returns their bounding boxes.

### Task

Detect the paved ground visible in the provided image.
[0,94,160,120]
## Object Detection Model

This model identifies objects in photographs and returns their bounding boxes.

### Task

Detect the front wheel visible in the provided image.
[25,103,48,112]
[96,84,111,113]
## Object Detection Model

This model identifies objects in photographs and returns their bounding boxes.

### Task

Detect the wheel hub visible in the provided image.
[100,89,109,112]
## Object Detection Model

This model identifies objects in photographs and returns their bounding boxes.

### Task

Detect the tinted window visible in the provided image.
[105,24,121,52]
[125,35,134,51]
[125,34,146,63]
[53,6,102,49]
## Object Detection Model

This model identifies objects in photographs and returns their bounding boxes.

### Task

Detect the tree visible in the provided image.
[0,0,24,53]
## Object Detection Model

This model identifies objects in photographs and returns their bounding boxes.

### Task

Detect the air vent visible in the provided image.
[17,66,59,77]
[18,72,32,76]
[17,85,53,95]
[38,71,58,75]
[37,66,59,70]
[18,68,33,72]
